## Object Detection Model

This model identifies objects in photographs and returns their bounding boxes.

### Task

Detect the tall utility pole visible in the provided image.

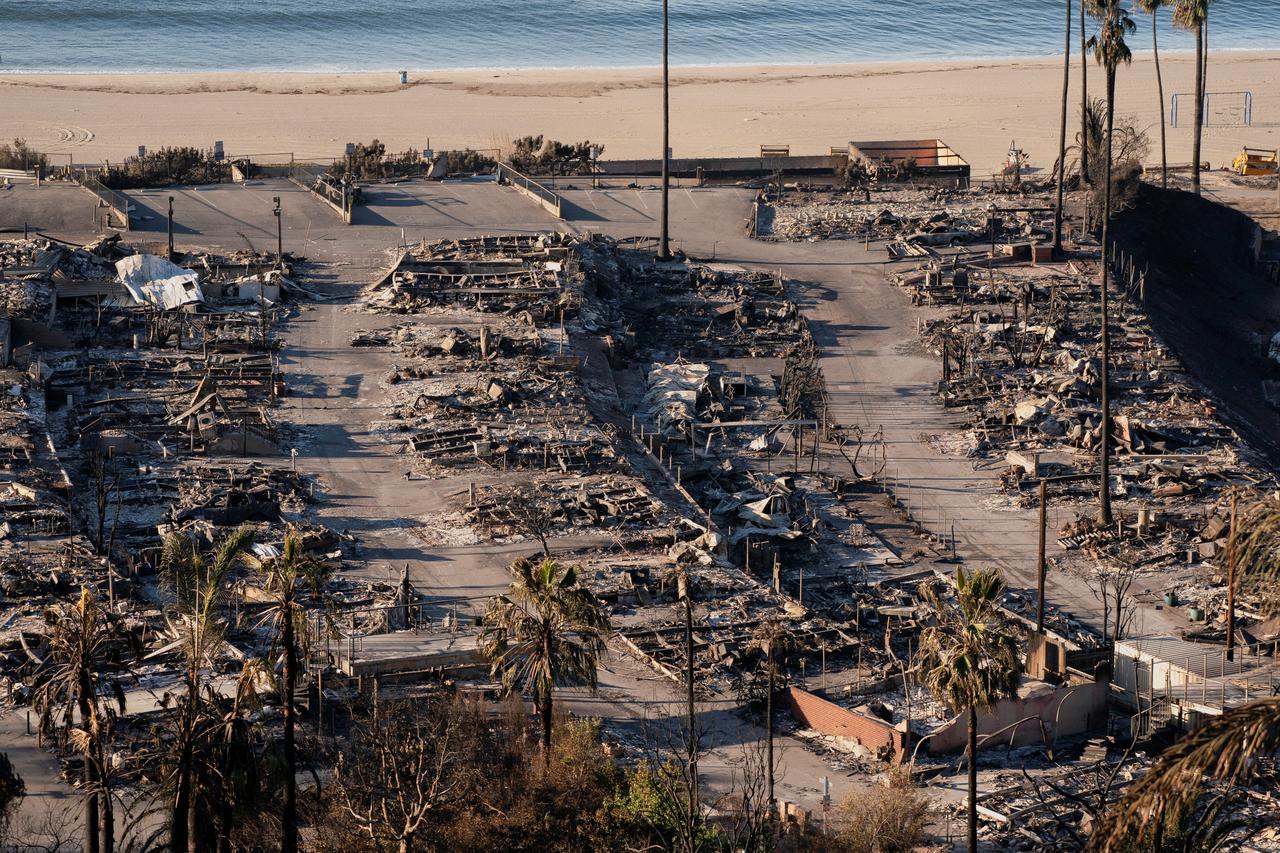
[1226,491,1238,661]
[167,195,175,261]
[680,571,698,840]
[658,0,671,260]
[1052,0,1071,254]
[273,196,283,272]
[1037,480,1048,634]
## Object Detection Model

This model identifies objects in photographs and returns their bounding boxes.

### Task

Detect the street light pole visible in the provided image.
[659,0,670,260]
[166,196,175,261]
[273,196,283,272]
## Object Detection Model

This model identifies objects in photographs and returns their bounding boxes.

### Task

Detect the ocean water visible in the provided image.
[0,0,1276,73]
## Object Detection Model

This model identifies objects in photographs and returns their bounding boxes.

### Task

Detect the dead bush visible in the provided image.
[831,769,931,853]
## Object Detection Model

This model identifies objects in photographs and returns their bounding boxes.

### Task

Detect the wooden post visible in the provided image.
[1037,479,1047,634]
[1226,491,1238,662]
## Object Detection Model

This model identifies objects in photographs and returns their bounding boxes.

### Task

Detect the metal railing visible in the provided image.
[1125,638,1280,716]
[288,161,357,224]
[495,163,563,218]
[71,170,132,230]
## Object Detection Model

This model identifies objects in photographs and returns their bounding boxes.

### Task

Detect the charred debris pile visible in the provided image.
[759,185,1054,260]
[355,233,985,739]
[893,221,1280,635]
[0,233,410,792]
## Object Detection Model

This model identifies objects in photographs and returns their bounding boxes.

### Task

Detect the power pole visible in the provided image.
[658,0,671,260]
[1097,3,1117,527]
[1037,479,1047,634]
[766,638,775,812]
[1052,0,1071,254]
[681,571,698,842]
[273,196,283,272]
[167,195,175,261]
[1226,491,1238,662]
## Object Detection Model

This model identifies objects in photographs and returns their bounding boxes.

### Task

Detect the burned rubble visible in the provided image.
[0,232,411,811]
[760,185,1053,258]
[893,225,1280,630]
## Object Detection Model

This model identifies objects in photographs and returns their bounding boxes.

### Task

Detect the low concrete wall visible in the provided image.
[597,155,843,179]
[927,680,1109,754]
[786,687,907,763]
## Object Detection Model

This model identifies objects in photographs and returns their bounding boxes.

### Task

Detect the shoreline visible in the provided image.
[0,45,1247,78]
[1,51,1276,173]
[0,48,1259,89]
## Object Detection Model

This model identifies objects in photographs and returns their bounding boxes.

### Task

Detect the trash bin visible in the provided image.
[399,70,408,85]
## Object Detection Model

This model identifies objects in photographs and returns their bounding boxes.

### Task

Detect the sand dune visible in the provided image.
[1,52,1276,175]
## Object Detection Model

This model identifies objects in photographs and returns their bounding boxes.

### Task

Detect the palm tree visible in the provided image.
[1088,0,1135,527]
[915,568,1021,853]
[480,557,610,762]
[159,525,255,853]
[1175,1,1212,196]
[1138,0,1171,189]
[1053,0,1073,253]
[249,531,333,853]
[32,589,134,853]
[1089,498,1280,850]
[207,659,274,853]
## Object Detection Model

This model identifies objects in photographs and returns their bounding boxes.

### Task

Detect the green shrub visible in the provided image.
[101,146,229,189]
[0,139,47,171]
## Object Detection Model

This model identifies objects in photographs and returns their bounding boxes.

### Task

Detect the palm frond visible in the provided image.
[914,568,1022,714]
[1087,698,1280,850]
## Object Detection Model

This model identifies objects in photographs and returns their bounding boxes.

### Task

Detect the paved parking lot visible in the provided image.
[560,185,754,256]
[123,178,564,277]
[0,183,106,234]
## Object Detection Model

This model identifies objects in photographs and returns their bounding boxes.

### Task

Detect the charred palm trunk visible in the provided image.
[94,707,114,853]
[172,682,194,853]
[1099,64,1117,526]
[1153,11,1168,188]
[79,692,102,853]
[217,797,234,853]
[967,706,978,853]
[1079,0,1090,185]
[1192,20,1204,196]
[281,612,298,853]
[541,625,554,765]
[539,691,554,765]
[1053,0,1072,252]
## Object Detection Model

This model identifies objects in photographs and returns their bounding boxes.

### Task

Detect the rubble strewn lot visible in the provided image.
[5,168,1280,849]
[0,232,418,830]
[760,185,1053,256]
[894,237,1279,627]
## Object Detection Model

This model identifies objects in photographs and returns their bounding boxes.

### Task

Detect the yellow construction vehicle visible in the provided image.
[1232,147,1278,176]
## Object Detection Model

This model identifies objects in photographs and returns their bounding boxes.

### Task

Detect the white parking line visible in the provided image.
[634,191,649,210]
[684,188,699,209]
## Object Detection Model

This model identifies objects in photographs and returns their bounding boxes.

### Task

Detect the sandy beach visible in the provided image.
[1,52,1277,176]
